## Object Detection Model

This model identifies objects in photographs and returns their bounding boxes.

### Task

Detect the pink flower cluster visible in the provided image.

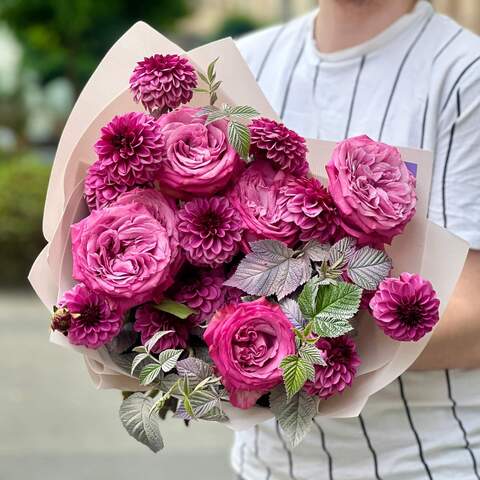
[55,51,435,416]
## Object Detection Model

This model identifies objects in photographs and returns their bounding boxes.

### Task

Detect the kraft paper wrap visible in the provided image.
[29,22,469,431]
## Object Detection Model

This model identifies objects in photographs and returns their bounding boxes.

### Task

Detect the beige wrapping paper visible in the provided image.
[29,22,469,430]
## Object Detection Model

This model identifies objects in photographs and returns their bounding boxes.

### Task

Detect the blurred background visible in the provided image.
[0,0,479,479]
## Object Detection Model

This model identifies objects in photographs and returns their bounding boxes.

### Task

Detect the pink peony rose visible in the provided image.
[204,297,296,409]
[156,107,243,198]
[115,188,183,289]
[71,202,174,310]
[326,135,416,245]
[228,161,300,248]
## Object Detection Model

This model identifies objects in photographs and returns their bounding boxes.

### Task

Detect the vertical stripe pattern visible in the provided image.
[276,420,296,480]
[378,14,434,140]
[313,419,333,480]
[358,414,382,480]
[398,377,433,480]
[344,55,366,139]
[445,370,480,480]
[442,89,461,228]
[256,25,286,82]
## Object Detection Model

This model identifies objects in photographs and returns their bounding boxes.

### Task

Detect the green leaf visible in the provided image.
[193,87,210,94]
[144,330,174,353]
[207,57,219,82]
[197,71,209,85]
[131,353,149,375]
[298,278,320,321]
[298,343,326,366]
[205,110,229,125]
[211,80,222,92]
[153,300,197,320]
[119,393,164,453]
[312,316,353,338]
[226,105,259,120]
[224,240,312,300]
[270,386,316,448]
[280,355,313,399]
[315,282,362,321]
[157,349,183,373]
[228,121,251,159]
[347,246,392,290]
[139,363,163,385]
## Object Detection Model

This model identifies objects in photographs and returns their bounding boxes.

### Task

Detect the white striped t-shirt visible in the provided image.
[232,2,480,479]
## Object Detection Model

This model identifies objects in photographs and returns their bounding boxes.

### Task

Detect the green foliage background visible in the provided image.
[0,0,191,95]
[0,155,50,286]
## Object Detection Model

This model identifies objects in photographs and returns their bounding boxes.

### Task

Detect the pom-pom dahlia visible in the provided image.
[280,176,341,243]
[171,267,240,325]
[94,112,165,186]
[134,305,189,353]
[304,335,360,399]
[177,196,243,266]
[370,272,440,341]
[249,117,308,176]
[60,283,123,349]
[130,54,197,114]
[84,160,145,210]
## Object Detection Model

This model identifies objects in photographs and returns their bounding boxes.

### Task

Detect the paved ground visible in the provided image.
[0,292,234,480]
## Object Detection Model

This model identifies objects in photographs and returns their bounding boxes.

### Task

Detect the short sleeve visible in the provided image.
[429,60,480,249]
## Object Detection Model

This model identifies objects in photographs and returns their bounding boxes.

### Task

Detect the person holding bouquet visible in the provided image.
[234,0,480,478]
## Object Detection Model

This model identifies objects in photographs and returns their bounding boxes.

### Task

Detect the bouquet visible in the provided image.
[29,23,469,452]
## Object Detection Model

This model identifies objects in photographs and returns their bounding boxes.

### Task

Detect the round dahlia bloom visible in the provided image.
[71,202,174,310]
[130,54,197,115]
[326,135,416,245]
[304,335,361,399]
[134,304,189,353]
[228,161,299,247]
[156,107,243,198]
[115,188,183,286]
[204,297,296,409]
[94,112,165,185]
[84,160,152,210]
[171,267,240,325]
[280,176,342,243]
[60,283,123,349]
[249,118,308,176]
[177,196,243,266]
[370,272,440,341]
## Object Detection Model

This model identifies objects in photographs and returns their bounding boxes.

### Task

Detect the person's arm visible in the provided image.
[410,53,480,370]
[411,249,480,370]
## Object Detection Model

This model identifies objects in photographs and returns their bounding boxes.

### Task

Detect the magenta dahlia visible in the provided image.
[171,267,240,325]
[249,117,309,176]
[84,160,146,210]
[134,304,190,353]
[370,272,440,341]
[60,283,123,349]
[130,54,198,115]
[280,176,341,243]
[177,196,243,266]
[304,335,361,400]
[94,112,165,185]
